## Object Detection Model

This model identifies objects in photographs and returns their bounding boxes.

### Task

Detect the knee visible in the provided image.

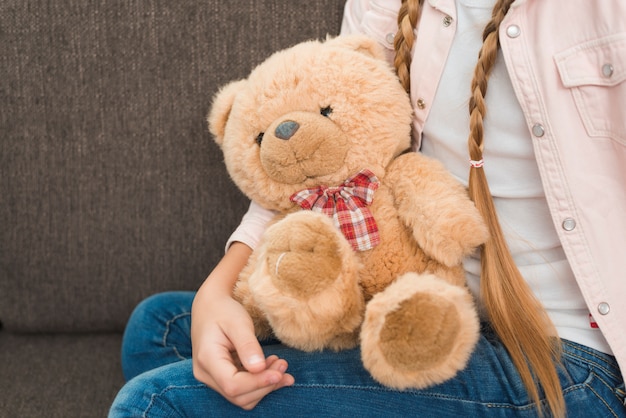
[108,375,149,418]
[128,292,183,324]
[109,369,172,418]
[121,291,195,380]
[126,292,190,329]
[109,360,208,418]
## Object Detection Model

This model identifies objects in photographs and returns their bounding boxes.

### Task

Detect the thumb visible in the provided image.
[229,325,267,373]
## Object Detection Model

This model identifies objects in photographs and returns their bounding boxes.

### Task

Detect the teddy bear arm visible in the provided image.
[385,153,489,267]
[234,254,274,340]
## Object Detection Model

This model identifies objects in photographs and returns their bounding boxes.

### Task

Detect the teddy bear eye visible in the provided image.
[320,106,333,117]
[255,132,264,146]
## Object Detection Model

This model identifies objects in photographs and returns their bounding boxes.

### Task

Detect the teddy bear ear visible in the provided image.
[325,34,387,61]
[207,79,247,146]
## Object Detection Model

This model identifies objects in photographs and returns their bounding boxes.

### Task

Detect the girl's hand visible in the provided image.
[190,243,294,409]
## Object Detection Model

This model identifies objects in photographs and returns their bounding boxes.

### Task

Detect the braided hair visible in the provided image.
[393,1,565,416]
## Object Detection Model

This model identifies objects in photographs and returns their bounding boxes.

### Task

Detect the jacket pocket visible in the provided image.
[555,33,626,146]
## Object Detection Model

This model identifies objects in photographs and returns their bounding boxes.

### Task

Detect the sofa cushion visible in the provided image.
[0,0,346,333]
[0,333,123,417]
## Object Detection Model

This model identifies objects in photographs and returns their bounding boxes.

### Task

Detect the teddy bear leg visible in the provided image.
[248,210,364,351]
[360,272,480,389]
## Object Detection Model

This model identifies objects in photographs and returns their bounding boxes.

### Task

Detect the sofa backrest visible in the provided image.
[0,0,346,333]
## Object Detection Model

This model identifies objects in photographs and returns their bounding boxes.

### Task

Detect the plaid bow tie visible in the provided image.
[289,169,380,252]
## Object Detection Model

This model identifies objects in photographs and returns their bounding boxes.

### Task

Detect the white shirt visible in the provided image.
[418,0,611,354]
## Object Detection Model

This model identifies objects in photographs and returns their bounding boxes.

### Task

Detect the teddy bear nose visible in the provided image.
[274,120,300,140]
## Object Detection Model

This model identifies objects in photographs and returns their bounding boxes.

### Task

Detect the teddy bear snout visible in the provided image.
[275,120,300,140]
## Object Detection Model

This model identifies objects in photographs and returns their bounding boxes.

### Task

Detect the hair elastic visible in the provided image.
[469,159,484,168]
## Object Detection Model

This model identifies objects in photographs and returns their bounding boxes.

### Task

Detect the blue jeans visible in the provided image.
[110,291,626,417]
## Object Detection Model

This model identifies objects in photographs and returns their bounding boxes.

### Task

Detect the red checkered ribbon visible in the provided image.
[290,169,380,252]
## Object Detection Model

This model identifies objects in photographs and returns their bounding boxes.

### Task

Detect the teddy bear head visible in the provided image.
[208,35,413,212]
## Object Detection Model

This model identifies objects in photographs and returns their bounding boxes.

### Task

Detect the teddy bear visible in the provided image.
[207,35,490,390]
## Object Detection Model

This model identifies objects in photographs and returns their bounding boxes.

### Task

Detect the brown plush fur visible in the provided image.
[208,35,489,389]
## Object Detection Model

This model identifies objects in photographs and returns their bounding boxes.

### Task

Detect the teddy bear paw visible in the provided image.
[264,211,348,298]
[360,272,480,389]
[248,211,365,351]
[428,211,490,267]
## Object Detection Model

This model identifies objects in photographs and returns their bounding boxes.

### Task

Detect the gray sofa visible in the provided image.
[0,1,346,416]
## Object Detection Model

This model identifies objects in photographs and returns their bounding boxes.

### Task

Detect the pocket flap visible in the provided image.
[555,33,626,88]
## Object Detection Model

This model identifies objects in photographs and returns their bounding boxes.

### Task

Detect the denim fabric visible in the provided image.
[120,292,194,381]
[110,291,626,417]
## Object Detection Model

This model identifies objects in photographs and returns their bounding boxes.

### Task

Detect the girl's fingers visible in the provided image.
[230,369,294,409]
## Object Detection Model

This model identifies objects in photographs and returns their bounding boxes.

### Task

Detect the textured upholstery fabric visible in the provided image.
[0,333,123,417]
[0,0,345,333]
[0,1,345,416]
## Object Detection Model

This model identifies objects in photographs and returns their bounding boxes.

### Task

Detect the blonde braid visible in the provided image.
[394,0,565,416]
[468,1,564,416]
[393,0,423,93]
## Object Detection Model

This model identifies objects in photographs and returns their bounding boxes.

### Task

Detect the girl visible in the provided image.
[110,0,626,416]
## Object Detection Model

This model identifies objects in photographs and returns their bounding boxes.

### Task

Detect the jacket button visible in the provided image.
[506,24,521,38]
[532,123,545,137]
[602,63,614,78]
[443,15,453,27]
[386,33,395,45]
[562,218,576,231]
[416,98,426,109]
[598,302,610,315]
